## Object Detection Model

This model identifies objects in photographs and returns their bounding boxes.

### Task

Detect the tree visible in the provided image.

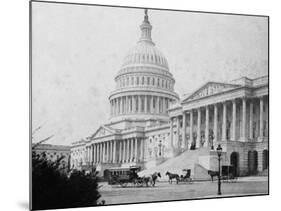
[32,151,102,210]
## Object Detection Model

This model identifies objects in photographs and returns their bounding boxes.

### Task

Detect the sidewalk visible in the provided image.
[236,176,268,182]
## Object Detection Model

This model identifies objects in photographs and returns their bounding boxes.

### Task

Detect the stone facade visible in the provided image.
[33,144,71,173]
[70,10,268,177]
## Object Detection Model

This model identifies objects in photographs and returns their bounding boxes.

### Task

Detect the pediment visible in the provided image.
[183,82,240,102]
[91,125,115,139]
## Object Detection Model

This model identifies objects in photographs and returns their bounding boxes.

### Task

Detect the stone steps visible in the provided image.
[139,148,210,181]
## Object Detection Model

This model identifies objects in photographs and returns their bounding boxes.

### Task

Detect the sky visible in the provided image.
[31,2,268,145]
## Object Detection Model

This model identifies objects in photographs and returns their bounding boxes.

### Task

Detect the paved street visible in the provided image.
[99,177,268,205]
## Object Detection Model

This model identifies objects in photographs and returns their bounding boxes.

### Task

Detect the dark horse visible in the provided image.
[166,171,179,184]
[143,172,161,187]
[208,170,219,182]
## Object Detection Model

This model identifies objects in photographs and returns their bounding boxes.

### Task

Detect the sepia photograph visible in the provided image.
[30,1,269,210]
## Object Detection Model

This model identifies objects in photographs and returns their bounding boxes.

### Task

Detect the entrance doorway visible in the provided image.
[262,150,269,170]
[230,152,239,177]
[248,150,258,175]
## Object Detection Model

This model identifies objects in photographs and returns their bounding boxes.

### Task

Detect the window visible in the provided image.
[147,77,150,85]
[136,77,139,85]
[152,78,155,85]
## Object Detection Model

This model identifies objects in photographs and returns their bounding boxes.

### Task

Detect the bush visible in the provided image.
[32,152,101,210]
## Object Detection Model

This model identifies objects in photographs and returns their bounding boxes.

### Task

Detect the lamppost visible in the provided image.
[158,140,162,157]
[216,144,222,195]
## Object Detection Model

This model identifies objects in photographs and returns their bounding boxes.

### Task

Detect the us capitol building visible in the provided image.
[70,10,268,179]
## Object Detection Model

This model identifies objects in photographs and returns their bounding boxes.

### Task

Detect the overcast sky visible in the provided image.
[32,2,268,145]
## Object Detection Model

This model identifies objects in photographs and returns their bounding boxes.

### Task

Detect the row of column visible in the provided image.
[85,138,144,164]
[118,138,144,163]
[85,140,116,164]
[170,96,267,150]
[110,95,171,116]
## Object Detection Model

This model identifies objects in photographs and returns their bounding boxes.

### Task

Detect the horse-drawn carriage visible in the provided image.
[208,165,237,182]
[166,169,193,184]
[105,166,161,187]
[221,165,237,182]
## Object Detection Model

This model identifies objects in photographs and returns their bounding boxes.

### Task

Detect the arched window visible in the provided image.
[147,77,150,85]
[157,78,160,87]
[131,77,134,85]
[136,77,139,85]
[152,78,155,86]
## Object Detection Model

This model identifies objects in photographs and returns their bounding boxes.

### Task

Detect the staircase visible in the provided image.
[139,148,210,181]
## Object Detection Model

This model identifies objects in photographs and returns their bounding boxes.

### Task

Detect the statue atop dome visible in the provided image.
[144,9,149,23]
[139,9,153,44]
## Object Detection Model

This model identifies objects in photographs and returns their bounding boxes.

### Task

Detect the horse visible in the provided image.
[142,172,161,187]
[166,171,179,184]
[207,170,219,182]
[150,172,161,187]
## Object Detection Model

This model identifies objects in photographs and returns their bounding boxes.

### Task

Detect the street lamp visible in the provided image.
[216,144,222,195]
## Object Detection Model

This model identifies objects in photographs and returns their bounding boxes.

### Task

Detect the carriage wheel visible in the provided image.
[120,182,128,188]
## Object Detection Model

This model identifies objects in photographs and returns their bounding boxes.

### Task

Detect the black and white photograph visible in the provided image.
[30,1,269,210]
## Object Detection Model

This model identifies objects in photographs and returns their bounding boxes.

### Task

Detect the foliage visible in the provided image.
[32,152,102,210]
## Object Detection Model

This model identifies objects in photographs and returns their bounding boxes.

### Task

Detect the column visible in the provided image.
[126,139,130,162]
[232,100,236,141]
[241,98,247,140]
[132,96,135,113]
[204,106,209,147]
[101,142,104,163]
[108,141,112,163]
[144,95,147,113]
[117,98,119,114]
[213,104,218,147]
[96,144,99,163]
[119,141,122,162]
[156,96,160,113]
[137,95,140,113]
[113,141,116,163]
[126,96,129,114]
[115,99,118,115]
[97,144,100,163]
[196,108,201,148]
[182,112,186,149]
[189,111,193,149]
[123,140,126,162]
[150,96,154,113]
[99,143,102,163]
[130,138,134,162]
[139,138,143,161]
[249,100,253,140]
[90,145,93,164]
[93,144,96,163]
[170,118,174,148]
[259,97,264,141]
[222,102,227,141]
[107,141,110,163]
[177,116,180,148]
[134,138,138,162]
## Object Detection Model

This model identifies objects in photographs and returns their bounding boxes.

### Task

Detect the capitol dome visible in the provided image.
[121,41,169,70]
[109,9,179,122]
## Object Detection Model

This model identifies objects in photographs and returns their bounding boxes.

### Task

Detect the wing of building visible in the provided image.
[70,10,268,179]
